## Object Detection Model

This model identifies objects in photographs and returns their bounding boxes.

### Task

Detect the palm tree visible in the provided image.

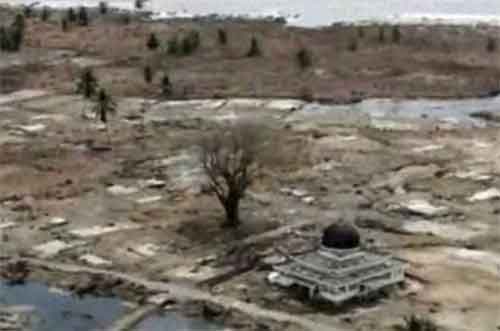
[247,36,261,57]
[92,88,117,144]
[78,6,89,26]
[146,32,159,50]
[93,88,116,123]
[67,7,77,23]
[41,6,51,22]
[99,1,108,15]
[143,65,153,83]
[161,73,172,97]
[76,68,98,99]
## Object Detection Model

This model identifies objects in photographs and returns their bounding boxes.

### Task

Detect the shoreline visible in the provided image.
[3,2,500,28]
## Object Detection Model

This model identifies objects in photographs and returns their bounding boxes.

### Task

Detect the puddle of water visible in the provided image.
[301,97,500,127]
[134,312,221,331]
[0,281,127,331]
[0,281,223,331]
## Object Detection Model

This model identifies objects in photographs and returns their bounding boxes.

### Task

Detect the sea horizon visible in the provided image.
[2,0,500,27]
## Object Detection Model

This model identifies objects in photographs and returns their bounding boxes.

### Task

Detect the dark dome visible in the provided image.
[321,223,360,249]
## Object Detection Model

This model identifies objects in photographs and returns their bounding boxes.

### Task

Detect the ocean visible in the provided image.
[2,0,500,26]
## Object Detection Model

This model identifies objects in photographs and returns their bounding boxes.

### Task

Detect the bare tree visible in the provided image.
[199,122,271,227]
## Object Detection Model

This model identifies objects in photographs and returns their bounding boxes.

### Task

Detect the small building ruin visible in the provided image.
[269,223,406,304]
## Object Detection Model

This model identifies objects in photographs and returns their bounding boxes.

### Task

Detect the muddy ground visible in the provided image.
[1,5,500,331]
[0,89,499,330]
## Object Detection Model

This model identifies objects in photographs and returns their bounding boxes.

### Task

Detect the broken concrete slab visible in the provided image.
[403,220,487,240]
[412,144,444,153]
[147,293,175,306]
[280,188,309,198]
[389,199,448,217]
[138,179,166,189]
[371,164,440,191]
[225,98,266,108]
[290,189,308,198]
[31,114,68,122]
[79,254,113,267]
[214,111,239,122]
[166,264,233,284]
[467,188,500,202]
[337,135,358,142]
[107,185,139,196]
[302,196,316,205]
[452,170,491,181]
[312,160,340,172]
[89,123,107,131]
[266,99,304,111]
[135,196,162,204]
[0,90,49,105]
[69,223,141,238]
[40,217,68,230]
[246,191,272,206]
[472,141,492,149]
[130,243,161,257]
[33,240,81,258]
[0,222,16,230]
[13,123,46,133]
[371,120,419,131]
[70,57,110,68]
[445,248,500,276]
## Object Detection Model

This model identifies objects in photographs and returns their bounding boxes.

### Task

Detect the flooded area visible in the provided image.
[0,281,220,331]
[3,0,500,26]
[291,96,500,129]
[0,281,126,331]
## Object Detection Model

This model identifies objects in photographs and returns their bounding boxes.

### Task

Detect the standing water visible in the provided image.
[3,0,500,26]
[0,281,221,331]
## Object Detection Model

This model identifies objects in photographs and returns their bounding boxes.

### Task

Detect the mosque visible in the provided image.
[269,223,406,304]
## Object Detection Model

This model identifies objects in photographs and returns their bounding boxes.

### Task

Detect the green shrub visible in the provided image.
[23,6,33,18]
[13,13,25,32]
[0,20,24,52]
[297,47,312,69]
[487,37,497,53]
[143,65,153,83]
[41,6,51,22]
[135,0,144,10]
[99,2,108,15]
[120,13,131,25]
[77,6,89,26]
[161,73,173,97]
[392,25,401,44]
[247,36,261,57]
[167,35,179,55]
[61,19,69,32]
[181,30,200,55]
[76,68,99,99]
[348,38,358,52]
[378,26,386,43]
[396,315,438,331]
[357,26,365,39]
[0,27,10,51]
[67,7,77,23]
[146,32,159,50]
[218,28,227,45]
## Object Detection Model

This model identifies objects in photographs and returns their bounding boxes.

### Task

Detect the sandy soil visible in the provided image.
[0,90,499,330]
[2,6,500,101]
